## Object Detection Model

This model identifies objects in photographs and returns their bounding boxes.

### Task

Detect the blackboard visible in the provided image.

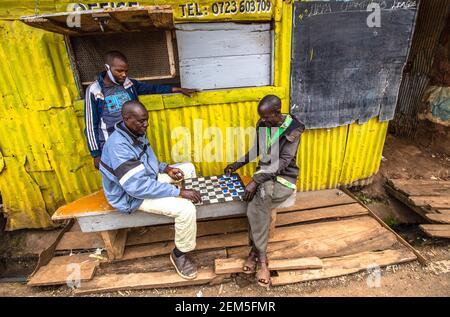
[290,0,418,129]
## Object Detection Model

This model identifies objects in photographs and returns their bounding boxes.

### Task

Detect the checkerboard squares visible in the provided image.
[182,173,245,206]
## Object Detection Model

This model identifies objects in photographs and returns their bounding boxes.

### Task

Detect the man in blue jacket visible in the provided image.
[100,100,201,280]
[85,50,197,169]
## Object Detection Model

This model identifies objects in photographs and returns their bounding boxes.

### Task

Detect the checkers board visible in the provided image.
[182,174,245,205]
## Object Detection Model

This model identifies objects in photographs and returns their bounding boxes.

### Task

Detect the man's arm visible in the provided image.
[84,86,101,158]
[224,125,260,174]
[132,80,199,97]
[108,145,180,199]
[132,79,173,95]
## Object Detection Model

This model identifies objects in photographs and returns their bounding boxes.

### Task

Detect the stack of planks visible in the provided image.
[385,179,450,239]
[28,189,417,294]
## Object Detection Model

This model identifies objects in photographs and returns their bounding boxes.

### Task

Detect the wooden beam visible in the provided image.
[424,213,450,224]
[214,257,323,274]
[271,248,416,286]
[408,196,450,209]
[28,253,101,286]
[121,231,248,261]
[75,269,216,295]
[341,187,428,265]
[276,203,368,226]
[385,184,433,219]
[386,179,450,196]
[273,189,355,214]
[419,224,450,238]
[227,216,398,261]
[101,229,128,260]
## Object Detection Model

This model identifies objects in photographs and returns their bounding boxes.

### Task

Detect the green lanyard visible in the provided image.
[266,115,293,150]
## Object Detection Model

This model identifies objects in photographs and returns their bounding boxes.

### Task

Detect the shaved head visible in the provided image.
[122,101,149,136]
[105,50,128,65]
[257,95,283,127]
[258,95,281,113]
[122,100,146,119]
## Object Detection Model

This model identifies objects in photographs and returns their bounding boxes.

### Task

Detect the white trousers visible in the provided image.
[138,162,197,253]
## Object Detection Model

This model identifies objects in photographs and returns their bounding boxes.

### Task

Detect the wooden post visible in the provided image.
[101,229,128,260]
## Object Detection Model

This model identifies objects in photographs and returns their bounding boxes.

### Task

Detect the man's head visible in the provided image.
[104,51,129,85]
[257,95,283,127]
[122,100,148,136]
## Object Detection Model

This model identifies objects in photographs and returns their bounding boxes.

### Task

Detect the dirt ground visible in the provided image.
[0,134,449,297]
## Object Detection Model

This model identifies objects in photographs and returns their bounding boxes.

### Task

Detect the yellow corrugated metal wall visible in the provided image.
[0,0,388,230]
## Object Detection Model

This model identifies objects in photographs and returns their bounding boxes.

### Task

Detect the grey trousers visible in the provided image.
[247,180,294,253]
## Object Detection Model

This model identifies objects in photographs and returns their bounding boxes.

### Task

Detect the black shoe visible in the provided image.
[170,251,198,280]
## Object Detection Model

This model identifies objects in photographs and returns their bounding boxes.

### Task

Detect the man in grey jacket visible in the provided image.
[224,95,305,287]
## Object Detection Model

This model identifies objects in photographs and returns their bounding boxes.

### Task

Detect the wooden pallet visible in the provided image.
[30,189,418,292]
[385,179,450,238]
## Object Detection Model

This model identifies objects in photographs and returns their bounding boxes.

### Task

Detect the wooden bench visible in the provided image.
[52,184,296,260]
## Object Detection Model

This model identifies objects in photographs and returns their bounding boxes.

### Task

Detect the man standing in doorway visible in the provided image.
[84,50,197,169]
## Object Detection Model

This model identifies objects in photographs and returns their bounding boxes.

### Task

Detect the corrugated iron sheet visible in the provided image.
[392,0,450,138]
[0,1,389,230]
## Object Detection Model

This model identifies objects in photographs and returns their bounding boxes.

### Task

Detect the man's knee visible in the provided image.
[258,181,275,200]
[180,162,196,178]
[178,199,197,222]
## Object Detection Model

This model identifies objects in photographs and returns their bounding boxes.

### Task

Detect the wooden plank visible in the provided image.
[214,257,323,274]
[387,179,450,196]
[57,232,104,250]
[110,229,128,260]
[343,187,428,266]
[408,196,450,209]
[101,230,118,260]
[389,179,450,187]
[28,254,100,286]
[77,200,246,232]
[424,214,450,224]
[272,248,417,286]
[52,190,113,220]
[56,203,368,252]
[179,54,272,90]
[419,224,450,238]
[274,189,355,214]
[127,217,248,246]
[121,231,249,261]
[75,268,216,295]
[176,25,271,59]
[228,216,394,259]
[385,185,431,219]
[98,249,227,276]
[56,217,248,251]
[270,216,381,243]
[276,203,368,226]
[437,209,450,215]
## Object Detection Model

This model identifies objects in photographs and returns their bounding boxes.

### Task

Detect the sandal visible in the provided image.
[256,253,271,288]
[242,248,258,274]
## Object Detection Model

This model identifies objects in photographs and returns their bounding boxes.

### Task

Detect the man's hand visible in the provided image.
[164,166,184,181]
[243,180,258,202]
[172,87,200,97]
[93,157,101,170]
[223,162,239,176]
[180,189,202,204]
